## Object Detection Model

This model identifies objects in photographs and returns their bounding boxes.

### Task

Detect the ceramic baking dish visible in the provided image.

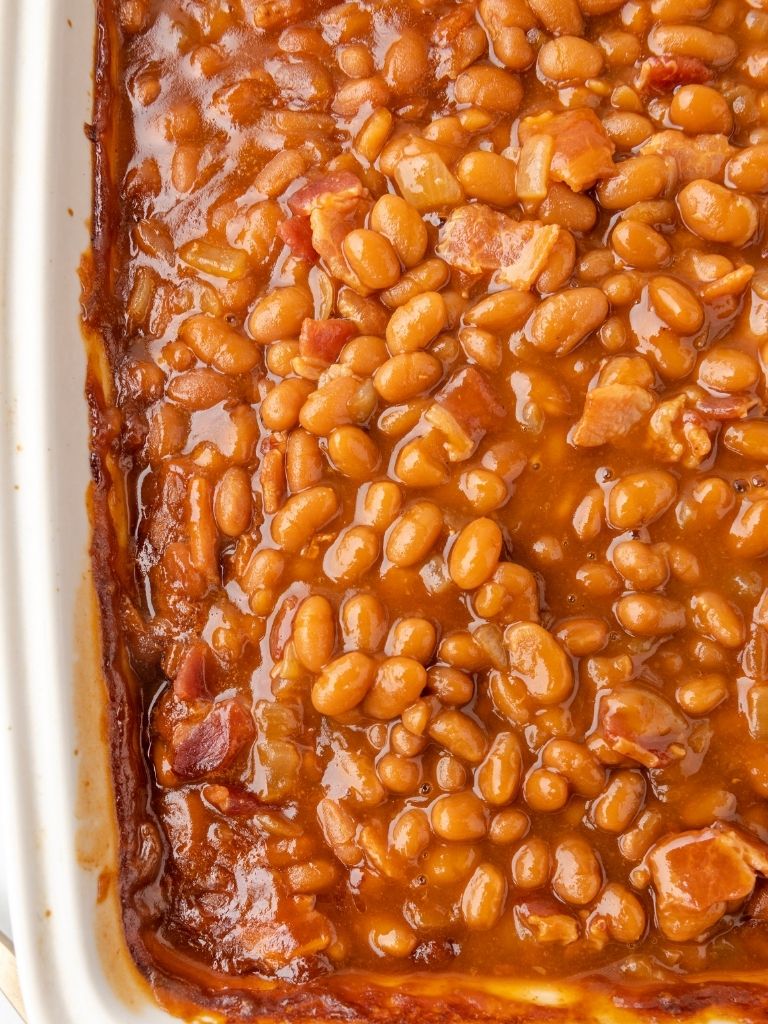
[0,2,766,1023]
[0,1,174,1020]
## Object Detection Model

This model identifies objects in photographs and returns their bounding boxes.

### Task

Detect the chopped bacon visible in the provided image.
[427,367,506,461]
[644,825,768,942]
[171,698,256,779]
[299,318,357,364]
[202,784,273,816]
[599,685,689,769]
[572,383,655,448]
[519,109,615,192]
[637,55,713,94]
[285,172,372,290]
[277,216,317,262]
[287,171,365,216]
[515,898,579,945]
[648,395,713,468]
[172,642,212,701]
[642,130,734,184]
[436,205,562,289]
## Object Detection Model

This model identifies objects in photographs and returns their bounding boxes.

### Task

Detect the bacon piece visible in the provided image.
[648,395,712,468]
[171,698,256,779]
[202,784,273,816]
[277,216,317,262]
[644,825,768,942]
[572,383,655,448]
[172,642,212,701]
[642,130,734,184]
[299,318,358,364]
[288,171,365,216]
[637,55,713,93]
[436,205,562,289]
[516,898,579,945]
[426,367,507,461]
[599,685,689,769]
[286,172,372,290]
[519,109,615,192]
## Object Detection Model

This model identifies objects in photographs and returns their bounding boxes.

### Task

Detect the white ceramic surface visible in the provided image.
[0,1,168,1021]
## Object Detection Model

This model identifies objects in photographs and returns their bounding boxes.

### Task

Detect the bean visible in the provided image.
[386,292,447,354]
[608,471,677,529]
[647,24,738,66]
[615,593,686,636]
[542,739,605,797]
[214,467,252,537]
[524,767,569,811]
[429,709,488,763]
[690,590,745,649]
[388,619,436,664]
[286,429,323,492]
[248,285,313,344]
[461,863,507,930]
[592,771,645,832]
[729,500,768,559]
[391,809,430,859]
[328,425,380,479]
[476,732,522,805]
[678,180,758,247]
[342,229,401,292]
[597,155,669,211]
[386,502,444,566]
[726,145,768,195]
[179,314,259,374]
[377,753,421,794]
[511,837,550,888]
[427,665,474,705]
[300,375,371,436]
[454,66,523,114]
[552,838,602,905]
[537,36,603,81]
[374,352,442,403]
[456,151,518,206]
[611,221,670,270]
[294,595,336,673]
[361,481,402,531]
[423,843,479,886]
[363,657,427,719]
[489,808,530,845]
[311,652,376,716]
[670,84,733,134]
[431,791,489,841]
[341,593,388,652]
[505,622,574,705]
[724,422,768,461]
[678,676,726,727]
[262,378,315,431]
[648,276,704,335]
[326,525,380,582]
[371,195,428,268]
[530,288,608,355]
[271,485,339,552]
[367,914,417,957]
[449,518,503,590]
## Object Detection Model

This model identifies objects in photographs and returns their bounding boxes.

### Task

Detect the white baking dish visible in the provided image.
[0,1,174,1021]
[0,3,763,1023]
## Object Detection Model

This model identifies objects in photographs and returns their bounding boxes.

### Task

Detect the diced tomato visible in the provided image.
[277,216,317,262]
[299,318,358,364]
[172,698,256,779]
